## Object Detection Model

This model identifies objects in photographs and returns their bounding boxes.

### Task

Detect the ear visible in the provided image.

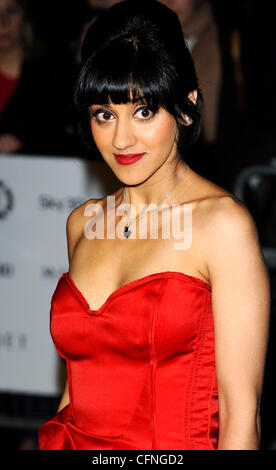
[180,113,193,127]
[179,89,198,126]
[188,89,198,105]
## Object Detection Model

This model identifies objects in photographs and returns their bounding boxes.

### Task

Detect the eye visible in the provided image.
[135,106,154,120]
[90,109,115,123]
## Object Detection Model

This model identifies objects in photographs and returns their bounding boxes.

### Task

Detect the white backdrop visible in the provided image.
[0,154,119,395]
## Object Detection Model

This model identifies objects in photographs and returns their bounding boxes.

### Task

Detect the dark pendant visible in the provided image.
[124,226,131,238]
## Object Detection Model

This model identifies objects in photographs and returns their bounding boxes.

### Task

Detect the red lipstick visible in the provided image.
[114,153,146,165]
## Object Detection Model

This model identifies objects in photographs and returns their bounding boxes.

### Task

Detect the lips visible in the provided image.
[114,153,146,165]
[114,153,145,158]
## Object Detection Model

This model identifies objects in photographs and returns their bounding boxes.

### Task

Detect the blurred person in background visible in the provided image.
[0,0,59,155]
[162,0,276,192]
[0,0,61,450]
[160,0,222,146]
[217,0,276,177]
[159,0,223,186]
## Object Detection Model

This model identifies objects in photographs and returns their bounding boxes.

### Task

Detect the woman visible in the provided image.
[38,0,270,450]
[0,0,58,154]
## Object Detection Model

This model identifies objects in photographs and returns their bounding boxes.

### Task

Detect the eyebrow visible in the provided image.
[90,103,111,108]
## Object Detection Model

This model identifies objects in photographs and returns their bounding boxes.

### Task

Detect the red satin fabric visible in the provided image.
[38,271,219,450]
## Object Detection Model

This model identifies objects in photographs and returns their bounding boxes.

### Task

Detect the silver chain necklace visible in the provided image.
[122,163,189,238]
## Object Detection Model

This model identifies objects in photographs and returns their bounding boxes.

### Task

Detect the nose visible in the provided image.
[112,117,137,150]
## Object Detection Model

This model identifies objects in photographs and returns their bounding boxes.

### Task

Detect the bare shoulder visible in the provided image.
[66,197,102,231]
[190,173,263,274]
[197,187,267,287]
[200,192,259,243]
[187,169,256,235]
[66,197,103,264]
[65,188,122,263]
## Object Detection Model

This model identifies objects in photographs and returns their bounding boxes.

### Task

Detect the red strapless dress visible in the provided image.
[38,271,219,450]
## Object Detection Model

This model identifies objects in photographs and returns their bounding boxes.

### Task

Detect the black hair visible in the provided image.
[74,0,202,160]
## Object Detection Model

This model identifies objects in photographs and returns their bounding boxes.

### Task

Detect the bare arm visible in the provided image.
[0,133,23,153]
[57,378,69,413]
[205,197,270,449]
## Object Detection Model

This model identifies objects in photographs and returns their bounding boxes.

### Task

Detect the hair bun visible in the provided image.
[81,0,181,64]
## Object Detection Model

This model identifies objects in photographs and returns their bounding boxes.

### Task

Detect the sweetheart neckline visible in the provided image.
[64,270,211,315]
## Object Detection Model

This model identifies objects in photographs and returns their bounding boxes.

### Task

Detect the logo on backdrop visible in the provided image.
[41,266,67,279]
[0,263,15,278]
[0,180,13,220]
[39,195,85,211]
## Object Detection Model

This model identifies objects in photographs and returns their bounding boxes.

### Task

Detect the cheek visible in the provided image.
[90,122,108,150]
[141,117,177,149]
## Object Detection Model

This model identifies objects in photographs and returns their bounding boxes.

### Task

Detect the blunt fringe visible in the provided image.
[74,0,203,159]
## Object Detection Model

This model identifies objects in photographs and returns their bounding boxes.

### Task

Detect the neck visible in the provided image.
[122,160,192,214]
